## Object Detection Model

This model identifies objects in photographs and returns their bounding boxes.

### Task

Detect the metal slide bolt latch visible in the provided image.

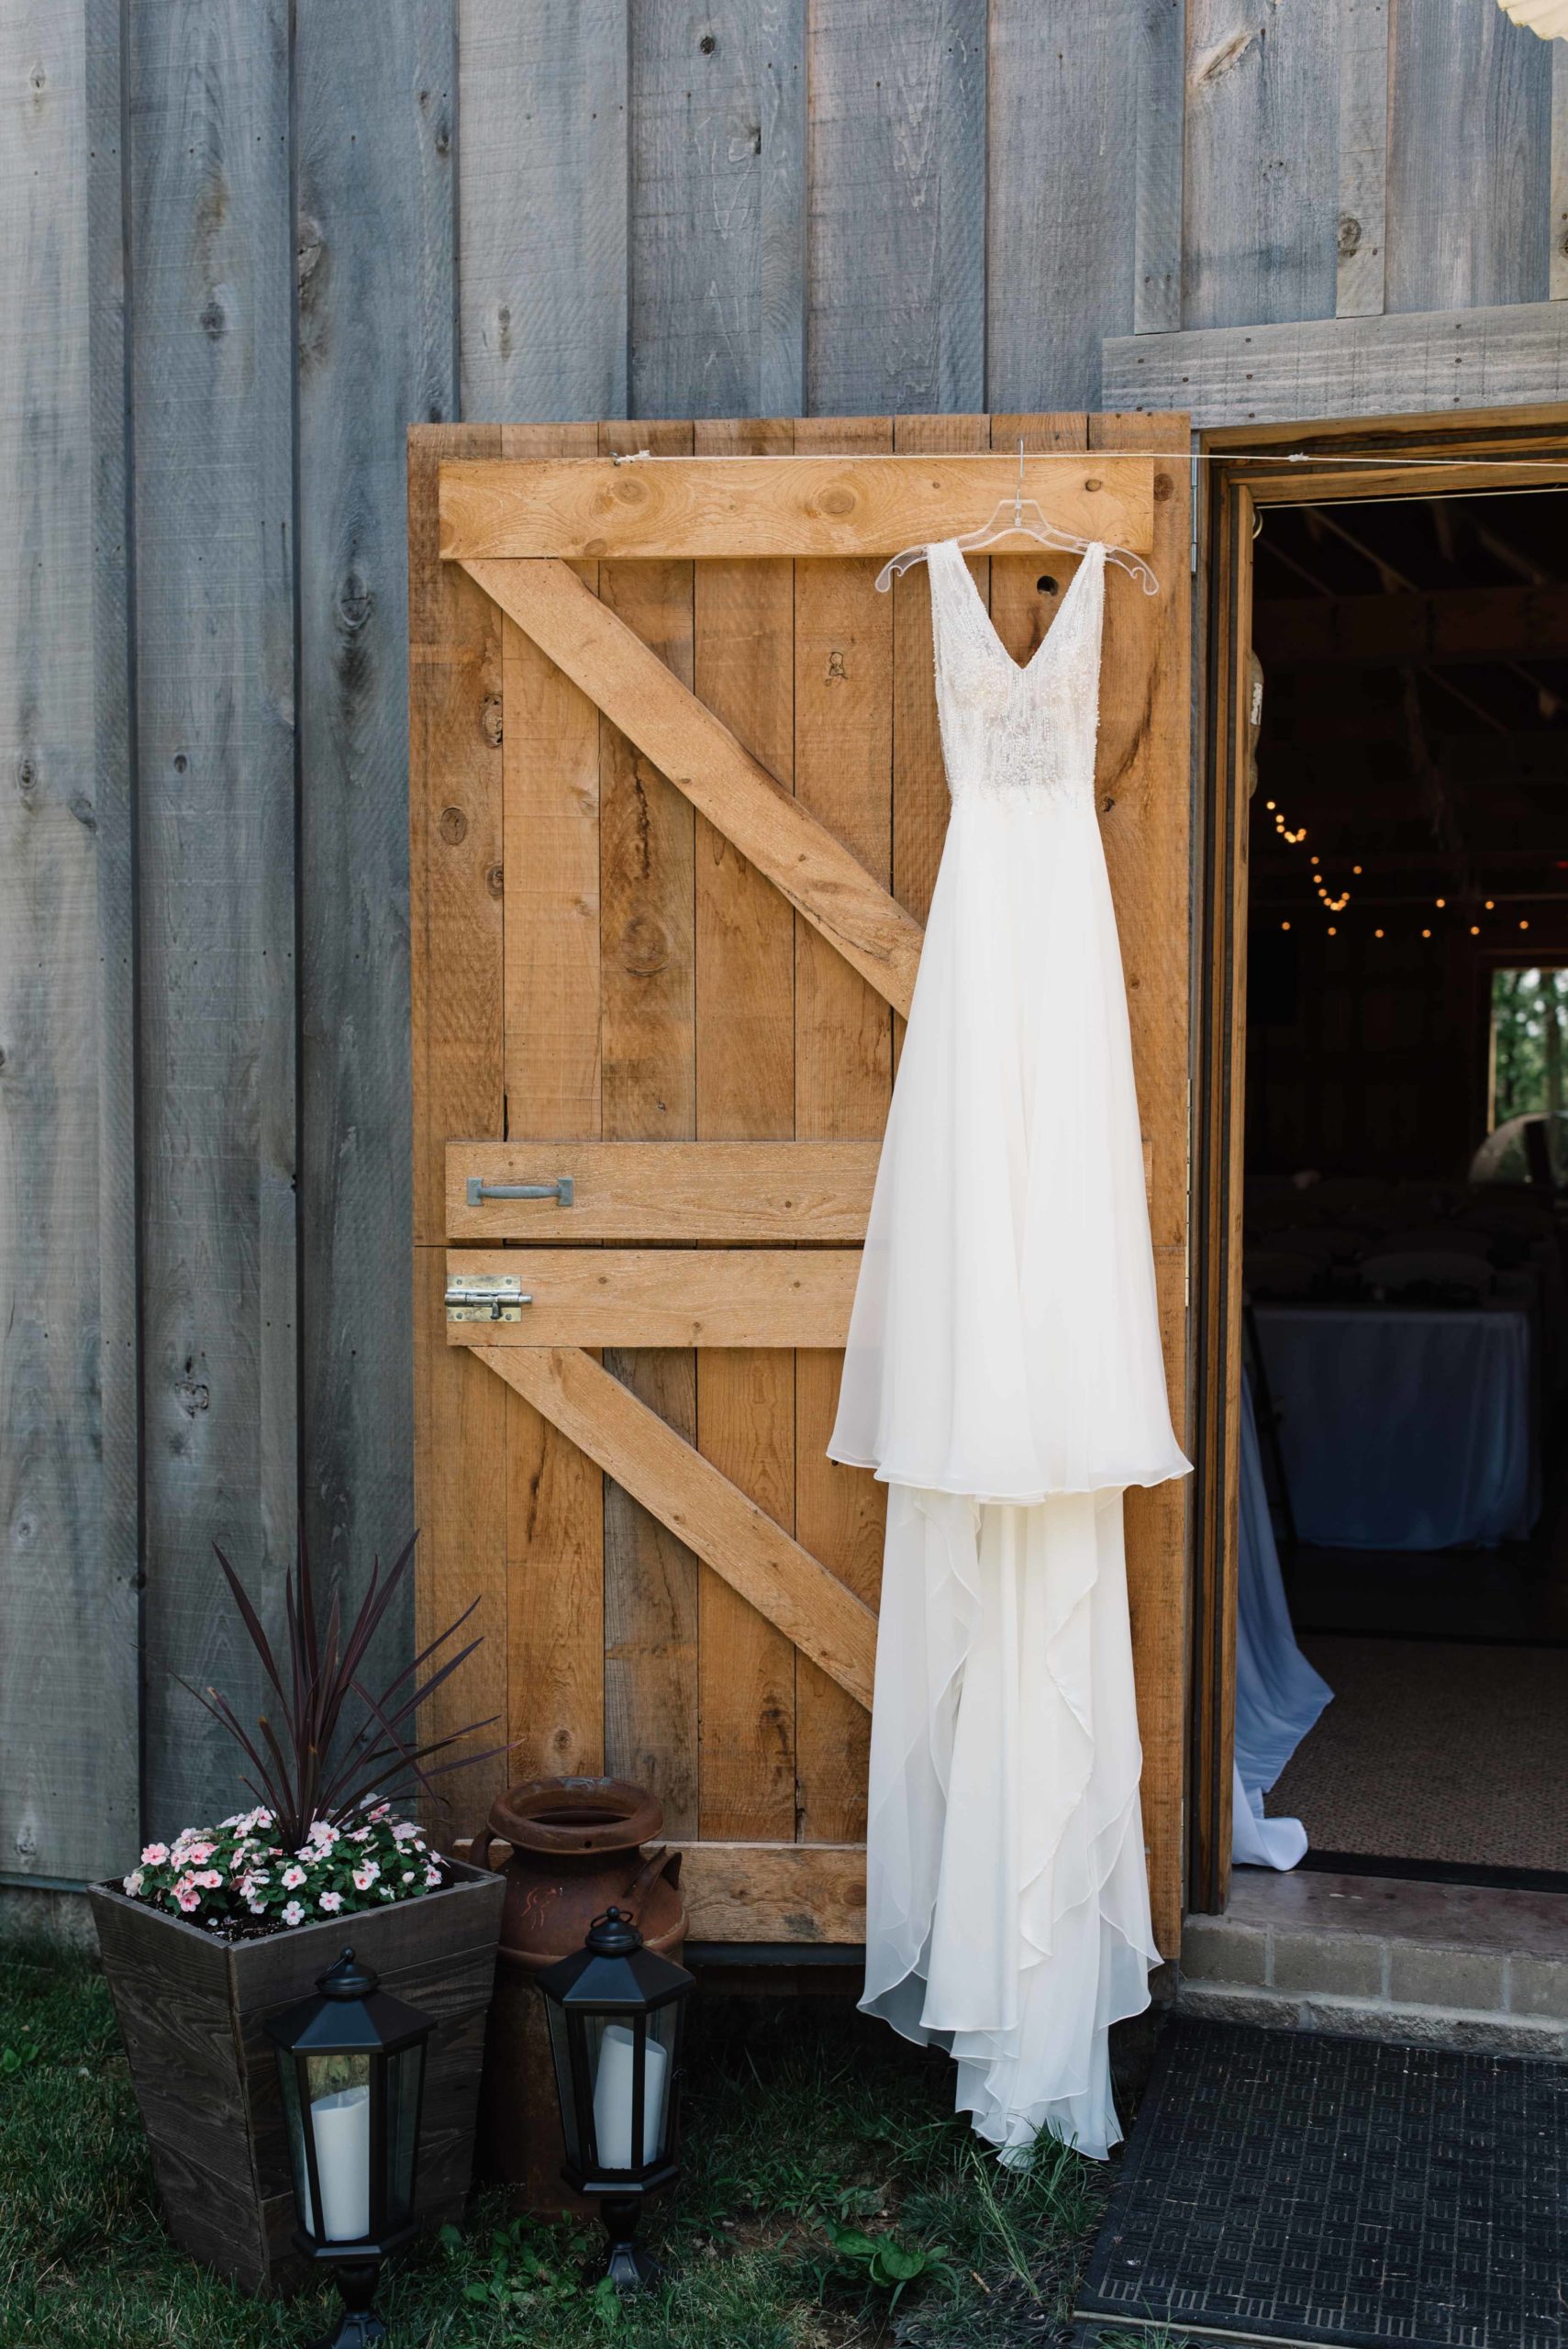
[445,1275,530,1324]
[465,1174,574,1208]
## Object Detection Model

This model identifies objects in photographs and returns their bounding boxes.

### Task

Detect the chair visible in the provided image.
[1243,1248,1322,1302]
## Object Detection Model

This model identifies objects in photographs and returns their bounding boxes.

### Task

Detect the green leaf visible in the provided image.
[873,2241,927,2283]
[827,2223,879,2258]
[592,2274,623,2327]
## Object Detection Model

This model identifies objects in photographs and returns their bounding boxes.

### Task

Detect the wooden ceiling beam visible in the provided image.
[1255,583,1568,666]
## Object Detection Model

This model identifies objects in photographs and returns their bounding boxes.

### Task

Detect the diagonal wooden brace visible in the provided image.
[473,1343,876,1711]
[460,553,925,1019]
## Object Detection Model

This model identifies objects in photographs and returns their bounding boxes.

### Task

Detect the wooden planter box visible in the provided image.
[89,1860,505,2297]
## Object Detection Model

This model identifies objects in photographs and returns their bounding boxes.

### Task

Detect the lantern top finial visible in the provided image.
[319,1944,379,1999]
[584,1906,644,1956]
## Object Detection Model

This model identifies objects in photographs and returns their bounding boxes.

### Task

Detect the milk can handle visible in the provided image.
[623,1843,683,1920]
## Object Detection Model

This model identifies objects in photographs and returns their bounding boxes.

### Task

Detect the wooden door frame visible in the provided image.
[1188,402,1568,1916]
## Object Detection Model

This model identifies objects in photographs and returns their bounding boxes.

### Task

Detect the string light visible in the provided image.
[1520,919,1530,931]
[1281,920,1291,931]
[1422,928,1431,939]
[1470,925,1480,936]
[1485,899,1496,911]
[1374,928,1385,939]
[1435,897,1446,908]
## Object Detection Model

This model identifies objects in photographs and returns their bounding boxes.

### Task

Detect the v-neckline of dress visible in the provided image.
[935,535,1103,681]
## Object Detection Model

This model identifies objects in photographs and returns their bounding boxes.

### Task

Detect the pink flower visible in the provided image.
[122,1868,145,1897]
[401,1870,415,1886]
[350,1827,372,1845]
[369,1802,391,1821]
[140,1842,169,1866]
[281,1865,306,1890]
[175,1886,201,1914]
[310,1822,339,1848]
[393,1821,419,1843]
[195,1869,222,1889]
[352,1862,380,1891]
[423,1865,441,1888]
[282,1900,305,1927]
[319,1889,343,1914]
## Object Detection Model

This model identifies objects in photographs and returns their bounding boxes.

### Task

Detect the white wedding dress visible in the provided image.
[828,539,1190,2162]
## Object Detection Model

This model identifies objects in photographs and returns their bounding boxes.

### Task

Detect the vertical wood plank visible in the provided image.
[1385,0,1551,315]
[414,1246,509,1830]
[459,0,629,420]
[1552,44,1568,302]
[492,423,608,1791]
[806,0,986,415]
[1183,0,1340,333]
[295,0,456,1670]
[597,418,699,1835]
[693,416,798,1843]
[629,2,806,417]
[1134,0,1186,337]
[500,424,601,1141]
[409,423,507,1815]
[990,1,1181,407]
[1089,409,1191,1959]
[891,415,986,937]
[792,416,893,1845]
[1335,0,1388,319]
[0,0,139,1883]
[130,0,297,1836]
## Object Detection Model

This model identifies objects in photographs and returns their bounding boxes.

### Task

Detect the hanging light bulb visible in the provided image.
[1470,926,1481,936]
[1374,928,1385,939]
[1422,928,1431,939]
[1485,900,1496,911]
[1520,919,1530,931]
[1281,920,1291,932]
[1352,865,1362,876]
[1435,897,1446,909]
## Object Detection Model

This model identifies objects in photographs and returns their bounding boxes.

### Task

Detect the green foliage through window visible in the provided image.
[1490,968,1568,1131]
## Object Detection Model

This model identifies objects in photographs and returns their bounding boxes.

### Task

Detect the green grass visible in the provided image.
[0,1944,1108,2349]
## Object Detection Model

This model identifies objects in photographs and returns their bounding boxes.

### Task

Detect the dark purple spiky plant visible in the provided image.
[182,1531,506,1851]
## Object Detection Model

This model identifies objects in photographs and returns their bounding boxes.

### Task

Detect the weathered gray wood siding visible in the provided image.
[5,0,1563,1885]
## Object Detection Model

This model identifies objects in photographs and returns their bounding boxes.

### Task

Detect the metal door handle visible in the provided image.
[466,1175,574,1208]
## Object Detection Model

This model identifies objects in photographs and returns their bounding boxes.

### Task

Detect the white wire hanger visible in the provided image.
[874,439,1160,596]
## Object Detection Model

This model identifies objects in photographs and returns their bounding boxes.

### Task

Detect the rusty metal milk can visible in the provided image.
[471,1776,687,2212]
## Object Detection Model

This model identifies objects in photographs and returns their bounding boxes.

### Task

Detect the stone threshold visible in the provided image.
[1177,1865,1568,2058]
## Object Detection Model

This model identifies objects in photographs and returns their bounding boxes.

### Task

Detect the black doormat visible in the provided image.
[1075,2016,1568,2349]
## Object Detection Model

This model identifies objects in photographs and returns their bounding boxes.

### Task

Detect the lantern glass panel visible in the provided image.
[385,2043,426,2231]
[545,2001,591,2169]
[303,2051,373,2242]
[550,2000,683,2175]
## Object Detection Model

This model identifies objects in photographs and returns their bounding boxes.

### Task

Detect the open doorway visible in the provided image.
[1230,484,1568,1892]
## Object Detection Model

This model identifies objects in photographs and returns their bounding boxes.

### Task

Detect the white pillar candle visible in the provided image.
[309,2084,372,2241]
[591,2022,669,2168]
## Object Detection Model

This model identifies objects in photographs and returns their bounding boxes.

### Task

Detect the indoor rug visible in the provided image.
[1265,1635,1568,1875]
[1075,2016,1568,2349]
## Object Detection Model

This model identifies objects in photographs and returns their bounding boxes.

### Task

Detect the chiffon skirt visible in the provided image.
[828,790,1188,2160]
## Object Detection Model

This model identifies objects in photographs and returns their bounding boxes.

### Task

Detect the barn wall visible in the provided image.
[4,0,1562,1887]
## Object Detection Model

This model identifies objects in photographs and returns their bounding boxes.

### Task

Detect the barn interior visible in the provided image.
[1240,488,1568,1888]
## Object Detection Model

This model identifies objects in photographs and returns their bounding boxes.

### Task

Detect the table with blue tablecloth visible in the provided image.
[1251,1304,1540,1550]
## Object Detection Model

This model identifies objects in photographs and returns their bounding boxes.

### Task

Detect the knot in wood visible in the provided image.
[439,804,468,845]
[817,484,856,517]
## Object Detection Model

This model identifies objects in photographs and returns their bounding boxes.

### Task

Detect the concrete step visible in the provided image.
[1178,1866,1568,2057]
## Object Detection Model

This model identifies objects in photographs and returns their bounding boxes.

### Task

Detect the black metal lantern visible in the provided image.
[537,1905,695,2289]
[265,1945,436,2348]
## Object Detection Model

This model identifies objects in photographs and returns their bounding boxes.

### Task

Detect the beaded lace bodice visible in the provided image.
[926,537,1105,807]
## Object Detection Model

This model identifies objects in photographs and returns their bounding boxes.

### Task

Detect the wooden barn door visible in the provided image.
[410,416,1192,1955]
